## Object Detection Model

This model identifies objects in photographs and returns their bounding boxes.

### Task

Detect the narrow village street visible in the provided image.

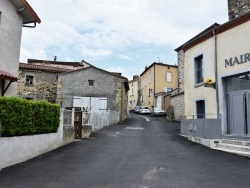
[1,115,250,188]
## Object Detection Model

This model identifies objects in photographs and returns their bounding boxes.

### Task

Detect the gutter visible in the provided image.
[213,30,220,119]
[153,64,156,109]
[23,22,37,28]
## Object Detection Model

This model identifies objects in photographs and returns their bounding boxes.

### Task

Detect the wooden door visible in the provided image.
[74,112,82,139]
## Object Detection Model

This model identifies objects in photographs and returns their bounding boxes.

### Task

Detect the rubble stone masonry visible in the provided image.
[178,49,185,91]
[18,70,58,103]
[228,0,250,20]
[115,78,129,121]
[169,93,184,121]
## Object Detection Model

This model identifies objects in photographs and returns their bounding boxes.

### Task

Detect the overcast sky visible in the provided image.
[20,0,228,80]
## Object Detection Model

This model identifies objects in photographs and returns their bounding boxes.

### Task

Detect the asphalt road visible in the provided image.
[1,114,250,188]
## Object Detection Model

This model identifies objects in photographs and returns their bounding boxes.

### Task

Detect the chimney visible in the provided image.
[228,0,250,20]
[54,56,57,61]
[145,65,148,70]
[133,75,139,80]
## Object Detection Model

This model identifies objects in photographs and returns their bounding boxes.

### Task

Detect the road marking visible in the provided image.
[134,114,150,121]
[125,127,144,130]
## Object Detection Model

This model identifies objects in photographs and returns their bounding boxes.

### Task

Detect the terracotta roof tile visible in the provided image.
[19,63,71,72]
[0,70,18,82]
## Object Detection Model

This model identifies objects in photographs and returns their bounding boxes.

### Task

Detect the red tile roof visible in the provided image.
[27,59,85,67]
[0,70,18,82]
[19,63,71,72]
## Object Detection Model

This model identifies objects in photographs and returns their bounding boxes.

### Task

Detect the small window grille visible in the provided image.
[88,80,94,87]
[26,75,34,85]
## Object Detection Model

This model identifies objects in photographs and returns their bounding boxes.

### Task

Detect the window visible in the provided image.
[129,101,132,107]
[140,95,143,102]
[144,77,147,86]
[148,88,152,97]
[88,80,94,87]
[196,100,205,119]
[166,72,172,82]
[132,88,134,96]
[195,55,203,84]
[148,74,151,84]
[25,75,34,86]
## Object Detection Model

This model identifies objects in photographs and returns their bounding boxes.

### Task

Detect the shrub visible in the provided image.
[0,97,60,137]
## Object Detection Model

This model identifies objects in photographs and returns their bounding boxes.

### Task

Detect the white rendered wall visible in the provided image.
[0,109,64,170]
[0,0,23,96]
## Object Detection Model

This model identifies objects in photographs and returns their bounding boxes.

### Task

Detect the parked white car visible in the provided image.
[139,106,151,114]
[152,107,166,116]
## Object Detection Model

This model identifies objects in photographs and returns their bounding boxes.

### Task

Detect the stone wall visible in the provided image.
[178,49,185,91]
[169,93,184,121]
[57,67,128,121]
[115,78,129,121]
[228,0,250,20]
[18,70,58,103]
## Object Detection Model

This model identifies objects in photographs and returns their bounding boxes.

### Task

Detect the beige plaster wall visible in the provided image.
[216,21,250,132]
[140,66,154,110]
[140,64,178,111]
[128,79,139,111]
[217,21,250,75]
[184,38,217,118]
[155,65,178,94]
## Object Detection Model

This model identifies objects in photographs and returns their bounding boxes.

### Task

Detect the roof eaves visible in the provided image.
[21,0,41,23]
[175,23,220,52]
[175,13,250,53]
[140,62,178,76]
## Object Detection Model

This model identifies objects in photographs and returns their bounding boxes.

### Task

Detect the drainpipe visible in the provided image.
[213,30,220,119]
[153,64,156,109]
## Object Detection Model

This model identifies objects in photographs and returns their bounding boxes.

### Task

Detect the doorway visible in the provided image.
[226,73,250,135]
[74,111,82,139]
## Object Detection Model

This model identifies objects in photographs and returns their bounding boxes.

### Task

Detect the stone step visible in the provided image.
[216,143,250,153]
[213,147,250,158]
[222,139,250,146]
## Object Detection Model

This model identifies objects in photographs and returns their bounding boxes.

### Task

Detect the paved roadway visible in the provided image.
[1,114,250,188]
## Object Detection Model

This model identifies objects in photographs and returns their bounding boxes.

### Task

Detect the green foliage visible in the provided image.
[0,97,60,137]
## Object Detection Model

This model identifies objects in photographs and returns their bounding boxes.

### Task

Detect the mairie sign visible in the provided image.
[225,53,250,67]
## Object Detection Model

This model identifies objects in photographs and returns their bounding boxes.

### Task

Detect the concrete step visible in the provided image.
[222,139,250,146]
[213,147,250,157]
[216,143,250,153]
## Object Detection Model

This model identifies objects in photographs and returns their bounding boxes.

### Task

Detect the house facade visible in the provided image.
[56,66,129,121]
[139,62,178,111]
[177,0,250,139]
[18,63,69,102]
[128,75,139,111]
[0,0,40,96]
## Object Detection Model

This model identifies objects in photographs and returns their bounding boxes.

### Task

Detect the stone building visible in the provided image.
[228,0,250,20]
[18,63,69,102]
[0,0,40,96]
[56,66,129,121]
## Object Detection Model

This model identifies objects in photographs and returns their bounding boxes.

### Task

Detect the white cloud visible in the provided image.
[117,54,132,61]
[21,0,228,65]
